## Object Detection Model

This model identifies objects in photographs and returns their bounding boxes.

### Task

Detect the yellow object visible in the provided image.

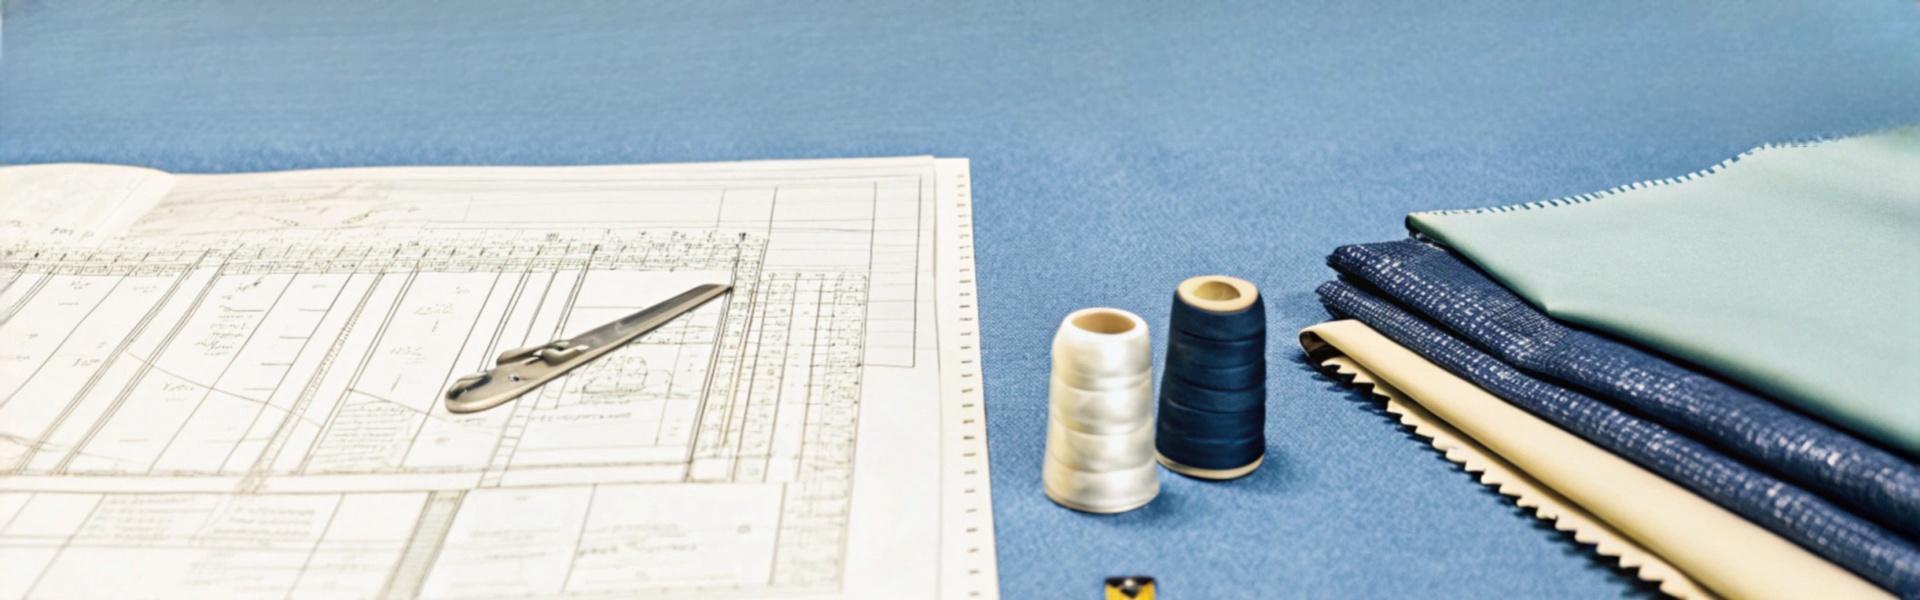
[1104,576,1155,599]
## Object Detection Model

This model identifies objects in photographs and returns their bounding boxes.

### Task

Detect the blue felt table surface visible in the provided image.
[4,2,1918,598]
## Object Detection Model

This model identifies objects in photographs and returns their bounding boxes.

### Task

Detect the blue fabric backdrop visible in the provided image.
[4,2,1917,597]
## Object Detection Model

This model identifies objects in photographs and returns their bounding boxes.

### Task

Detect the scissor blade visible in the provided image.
[569,283,732,348]
[443,283,731,413]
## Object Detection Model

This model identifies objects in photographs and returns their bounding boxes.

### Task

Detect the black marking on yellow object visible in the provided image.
[1104,576,1155,599]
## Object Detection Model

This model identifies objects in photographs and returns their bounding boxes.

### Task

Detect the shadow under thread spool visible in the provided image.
[1156,275,1267,479]
[1044,308,1160,513]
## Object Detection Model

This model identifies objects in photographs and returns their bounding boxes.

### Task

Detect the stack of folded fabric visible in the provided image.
[1300,130,1920,599]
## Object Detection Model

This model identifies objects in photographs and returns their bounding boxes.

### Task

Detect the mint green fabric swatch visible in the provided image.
[1408,129,1920,457]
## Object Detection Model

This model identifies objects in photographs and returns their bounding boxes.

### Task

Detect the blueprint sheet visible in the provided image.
[0,158,997,599]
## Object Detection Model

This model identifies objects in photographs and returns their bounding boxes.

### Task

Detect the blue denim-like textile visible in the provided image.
[1328,239,1920,539]
[14,1,1920,596]
[1317,280,1920,596]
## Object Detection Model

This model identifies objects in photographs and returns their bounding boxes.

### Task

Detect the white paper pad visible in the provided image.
[0,157,997,599]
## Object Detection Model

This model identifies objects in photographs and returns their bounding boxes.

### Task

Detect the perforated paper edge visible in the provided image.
[936,158,1000,599]
[1317,356,1715,600]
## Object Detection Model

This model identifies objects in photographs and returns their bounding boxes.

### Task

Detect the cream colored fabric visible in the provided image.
[1299,320,1889,600]
[1316,355,1713,600]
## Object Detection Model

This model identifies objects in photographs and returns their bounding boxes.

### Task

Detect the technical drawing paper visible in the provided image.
[0,163,172,244]
[0,157,997,599]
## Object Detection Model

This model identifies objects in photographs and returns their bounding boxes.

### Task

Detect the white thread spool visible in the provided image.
[1043,308,1159,513]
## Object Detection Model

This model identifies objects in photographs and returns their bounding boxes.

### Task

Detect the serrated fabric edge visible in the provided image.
[1319,355,1715,600]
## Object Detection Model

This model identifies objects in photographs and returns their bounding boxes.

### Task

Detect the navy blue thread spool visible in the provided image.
[1156,275,1267,479]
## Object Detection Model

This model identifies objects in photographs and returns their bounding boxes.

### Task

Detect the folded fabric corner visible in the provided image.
[1300,319,1889,600]
[1406,129,1920,456]
[1314,279,1920,596]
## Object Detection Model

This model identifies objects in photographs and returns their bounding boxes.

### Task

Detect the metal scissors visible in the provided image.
[443,283,731,413]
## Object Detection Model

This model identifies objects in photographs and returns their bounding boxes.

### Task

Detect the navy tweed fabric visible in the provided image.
[1317,280,1920,597]
[1328,239,1920,538]
[12,1,1920,595]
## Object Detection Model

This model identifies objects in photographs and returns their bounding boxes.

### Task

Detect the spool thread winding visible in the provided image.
[1156,276,1268,479]
[1043,308,1160,513]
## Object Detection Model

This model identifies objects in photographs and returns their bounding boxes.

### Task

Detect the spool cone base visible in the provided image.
[1044,487,1156,514]
[1157,451,1263,480]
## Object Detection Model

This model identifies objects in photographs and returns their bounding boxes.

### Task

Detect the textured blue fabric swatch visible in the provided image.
[1317,280,1920,597]
[10,1,1920,597]
[1327,239,1920,539]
